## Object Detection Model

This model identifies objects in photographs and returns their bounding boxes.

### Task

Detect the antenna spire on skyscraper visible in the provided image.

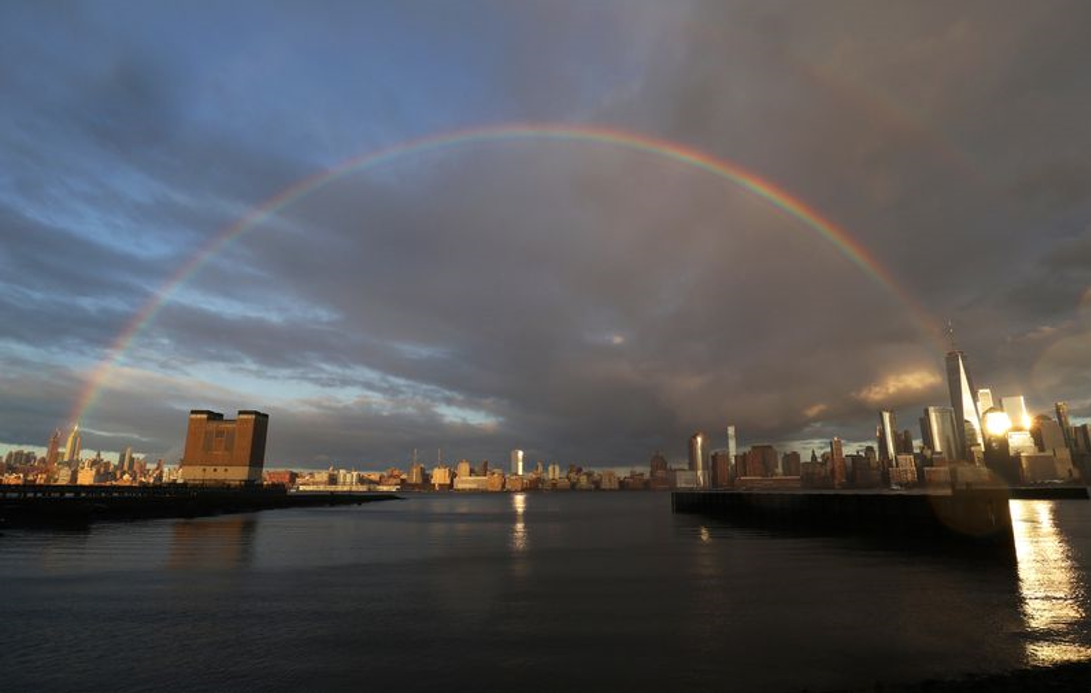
[944,320,957,351]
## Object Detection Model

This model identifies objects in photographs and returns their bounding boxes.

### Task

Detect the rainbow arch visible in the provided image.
[70,123,940,424]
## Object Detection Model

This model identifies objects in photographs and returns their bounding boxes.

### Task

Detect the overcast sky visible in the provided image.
[2,1,1090,468]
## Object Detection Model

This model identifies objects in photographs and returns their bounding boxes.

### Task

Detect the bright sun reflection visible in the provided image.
[510,493,528,552]
[1011,500,1091,665]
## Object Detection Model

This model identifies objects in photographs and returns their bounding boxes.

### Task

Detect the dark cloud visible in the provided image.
[2,1,1090,467]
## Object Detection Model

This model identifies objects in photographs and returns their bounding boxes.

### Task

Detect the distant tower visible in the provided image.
[726,425,737,475]
[510,449,524,476]
[45,429,62,468]
[63,424,82,463]
[1056,402,1074,451]
[878,410,898,463]
[920,406,959,463]
[728,425,737,484]
[977,389,994,417]
[118,446,133,472]
[688,432,709,488]
[945,340,983,462]
[830,437,846,488]
[1002,395,1031,431]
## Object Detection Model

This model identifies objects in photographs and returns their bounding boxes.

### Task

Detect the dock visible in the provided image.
[0,484,399,527]
[672,488,1016,557]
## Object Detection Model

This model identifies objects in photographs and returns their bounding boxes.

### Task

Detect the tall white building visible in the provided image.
[946,350,983,461]
[1001,395,1031,431]
[921,406,960,463]
[509,449,524,476]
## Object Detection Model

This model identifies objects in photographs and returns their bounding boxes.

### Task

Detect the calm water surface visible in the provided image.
[2,493,1090,692]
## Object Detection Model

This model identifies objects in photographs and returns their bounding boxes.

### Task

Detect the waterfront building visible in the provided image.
[453,475,490,492]
[1033,416,1068,456]
[726,425,737,470]
[946,350,983,461]
[430,465,453,490]
[830,437,846,488]
[510,449,524,476]
[743,445,778,478]
[63,424,82,463]
[649,451,668,475]
[1002,395,1031,430]
[921,406,960,463]
[711,449,733,488]
[782,451,802,477]
[977,389,994,416]
[674,469,698,489]
[180,410,269,484]
[600,470,619,490]
[407,463,426,485]
[878,410,898,464]
[456,459,472,479]
[688,432,709,488]
[1055,402,1075,451]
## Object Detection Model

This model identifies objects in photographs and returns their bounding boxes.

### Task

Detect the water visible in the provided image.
[2,494,1090,692]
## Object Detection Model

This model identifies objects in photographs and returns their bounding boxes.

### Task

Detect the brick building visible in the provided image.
[181,410,268,484]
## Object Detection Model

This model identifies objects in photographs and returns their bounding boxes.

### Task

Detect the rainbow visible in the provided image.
[69,123,940,425]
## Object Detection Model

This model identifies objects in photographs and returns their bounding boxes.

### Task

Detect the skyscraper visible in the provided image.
[1055,402,1074,451]
[977,389,994,416]
[946,350,982,461]
[921,406,959,463]
[181,410,268,483]
[63,423,82,463]
[45,428,61,468]
[688,432,709,488]
[878,410,898,463]
[509,449,524,476]
[830,437,846,488]
[1002,395,1031,431]
[726,424,737,483]
[118,446,133,473]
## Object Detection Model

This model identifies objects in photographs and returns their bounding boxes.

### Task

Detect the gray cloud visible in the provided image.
[3,1,1090,467]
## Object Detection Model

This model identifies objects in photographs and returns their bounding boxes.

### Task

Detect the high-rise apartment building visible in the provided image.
[711,449,733,488]
[830,437,846,487]
[181,410,268,484]
[946,350,982,461]
[743,445,778,478]
[509,449,524,476]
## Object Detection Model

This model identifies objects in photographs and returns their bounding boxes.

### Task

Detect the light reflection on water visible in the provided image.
[509,492,528,552]
[1011,499,1091,665]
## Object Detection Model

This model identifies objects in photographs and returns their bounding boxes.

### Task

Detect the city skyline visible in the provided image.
[3,2,1091,468]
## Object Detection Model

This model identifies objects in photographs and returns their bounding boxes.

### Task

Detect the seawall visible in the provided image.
[0,484,399,527]
[672,488,1015,557]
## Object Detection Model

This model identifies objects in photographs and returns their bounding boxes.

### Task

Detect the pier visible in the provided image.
[0,484,399,527]
[672,488,1017,556]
